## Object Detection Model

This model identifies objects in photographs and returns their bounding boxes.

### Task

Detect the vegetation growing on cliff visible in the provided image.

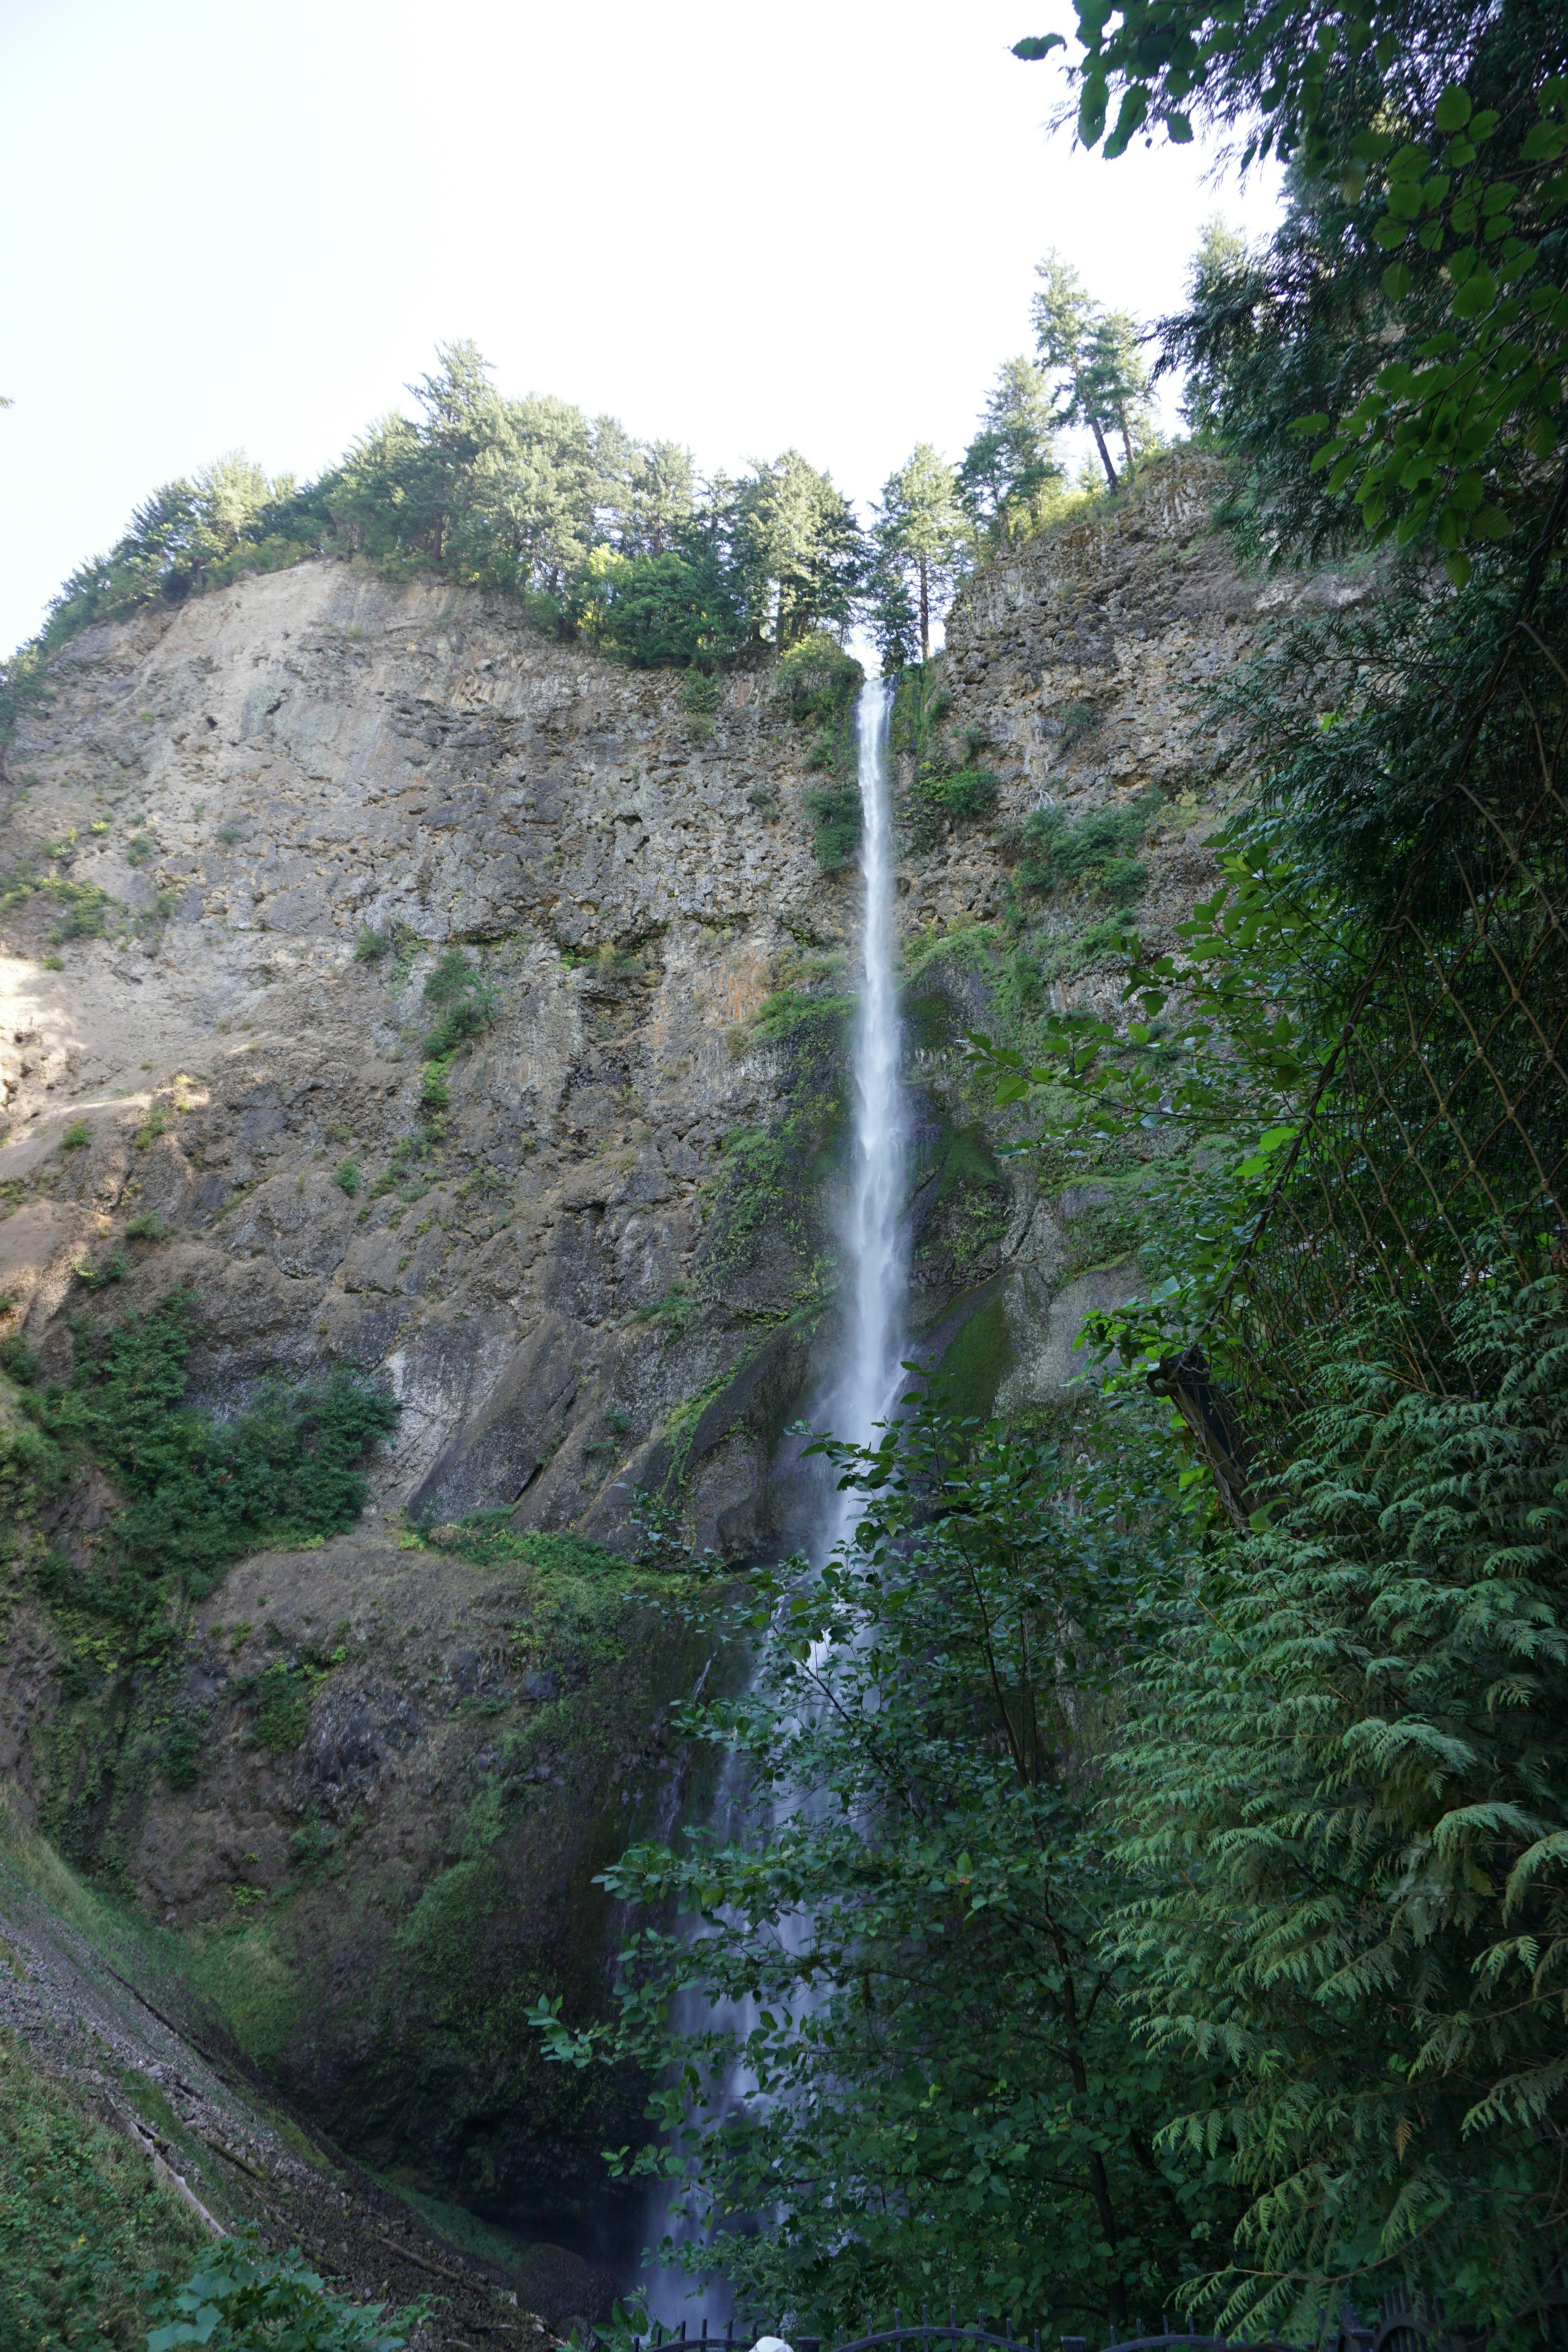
[535,0,1568,2340]
[0,2032,205,2351]
[2,1292,396,1629]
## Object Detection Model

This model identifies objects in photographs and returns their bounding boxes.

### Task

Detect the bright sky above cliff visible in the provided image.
[0,0,1283,658]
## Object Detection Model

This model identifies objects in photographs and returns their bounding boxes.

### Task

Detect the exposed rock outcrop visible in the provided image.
[0,454,1285,2236]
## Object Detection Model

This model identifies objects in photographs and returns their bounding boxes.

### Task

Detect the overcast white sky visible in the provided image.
[0,0,1283,658]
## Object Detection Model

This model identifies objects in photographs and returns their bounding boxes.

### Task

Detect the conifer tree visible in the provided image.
[958,355,1065,549]
[873,442,967,663]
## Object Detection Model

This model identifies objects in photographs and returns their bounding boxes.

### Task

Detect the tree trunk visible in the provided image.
[918,556,930,666]
[1117,408,1136,476]
[1075,372,1119,487]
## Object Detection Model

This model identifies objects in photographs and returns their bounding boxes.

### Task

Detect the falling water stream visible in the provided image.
[829,676,912,1486]
[630,678,910,2327]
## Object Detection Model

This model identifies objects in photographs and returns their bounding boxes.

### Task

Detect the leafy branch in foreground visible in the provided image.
[532,1399,1229,2341]
[1108,1259,1568,2340]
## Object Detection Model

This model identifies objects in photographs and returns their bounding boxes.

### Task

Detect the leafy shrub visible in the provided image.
[774,630,862,726]
[905,762,999,849]
[584,548,746,671]
[126,831,155,866]
[805,783,861,873]
[143,2231,423,2352]
[255,1662,312,1751]
[421,950,497,1058]
[61,1120,91,1151]
[32,1292,395,1621]
[216,820,246,847]
[423,1510,631,1581]
[125,1212,167,1241]
[163,1720,203,1788]
[1007,796,1149,904]
[0,2036,206,2350]
[0,1334,42,1384]
[49,881,114,941]
[1057,697,1104,749]
[74,1248,130,1291]
[333,1160,361,1197]
[352,924,390,962]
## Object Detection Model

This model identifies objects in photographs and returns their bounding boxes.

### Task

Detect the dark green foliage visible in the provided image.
[161,1721,203,1790]
[422,1511,629,1580]
[535,1400,1227,2338]
[1110,1266,1568,2336]
[804,784,861,873]
[61,1122,91,1151]
[332,1160,360,1198]
[29,1293,395,1624]
[142,2230,423,2351]
[0,2033,205,2350]
[587,549,746,670]
[73,1250,130,1292]
[254,1663,312,1752]
[1008,797,1149,902]
[352,925,390,962]
[421,949,497,1059]
[1,345,869,737]
[124,1213,167,1242]
[959,354,1067,549]
[906,761,1000,848]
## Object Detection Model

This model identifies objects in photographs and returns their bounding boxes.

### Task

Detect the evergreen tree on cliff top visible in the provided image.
[873,442,967,664]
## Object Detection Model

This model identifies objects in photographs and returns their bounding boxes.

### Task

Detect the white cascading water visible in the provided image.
[634,677,909,2325]
[829,676,911,1509]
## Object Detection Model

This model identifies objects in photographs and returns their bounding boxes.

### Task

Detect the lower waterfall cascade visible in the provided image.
[632,675,911,2323]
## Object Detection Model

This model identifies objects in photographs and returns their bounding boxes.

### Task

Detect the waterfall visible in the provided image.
[829,676,910,1513]
[631,676,909,2325]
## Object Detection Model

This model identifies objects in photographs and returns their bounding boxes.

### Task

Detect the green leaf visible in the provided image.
[1450,267,1497,316]
[1434,84,1472,132]
[1444,547,1472,585]
[1374,216,1412,249]
[1382,261,1412,298]
[1011,33,1065,60]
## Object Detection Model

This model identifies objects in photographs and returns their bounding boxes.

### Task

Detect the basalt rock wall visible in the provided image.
[0,454,1288,2227]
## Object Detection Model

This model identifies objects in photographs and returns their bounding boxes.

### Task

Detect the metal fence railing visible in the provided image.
[630,2284,1568,2352]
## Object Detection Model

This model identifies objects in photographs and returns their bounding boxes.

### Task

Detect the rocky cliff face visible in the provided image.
[0,454,1276,2242]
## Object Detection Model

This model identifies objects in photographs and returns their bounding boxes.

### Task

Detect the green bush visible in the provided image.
[421,950,497,1059]
[74,1248,131,1291]
[352,925,390,962]
[0,2033,205,2351]
[163,1721,203,1789]
[255,1662,312,1752]
[906,762,999,850]
[423,1511,630,1579]
[61,1121,92,1151]
[143,2231,423,2352]
[1008,796,1150,904]
[805,783,861,873]
[332,1160,360,1197]
[30,1292,395,1623]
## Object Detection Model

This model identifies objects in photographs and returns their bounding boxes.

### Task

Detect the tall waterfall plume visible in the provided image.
[831,677,910,1497]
